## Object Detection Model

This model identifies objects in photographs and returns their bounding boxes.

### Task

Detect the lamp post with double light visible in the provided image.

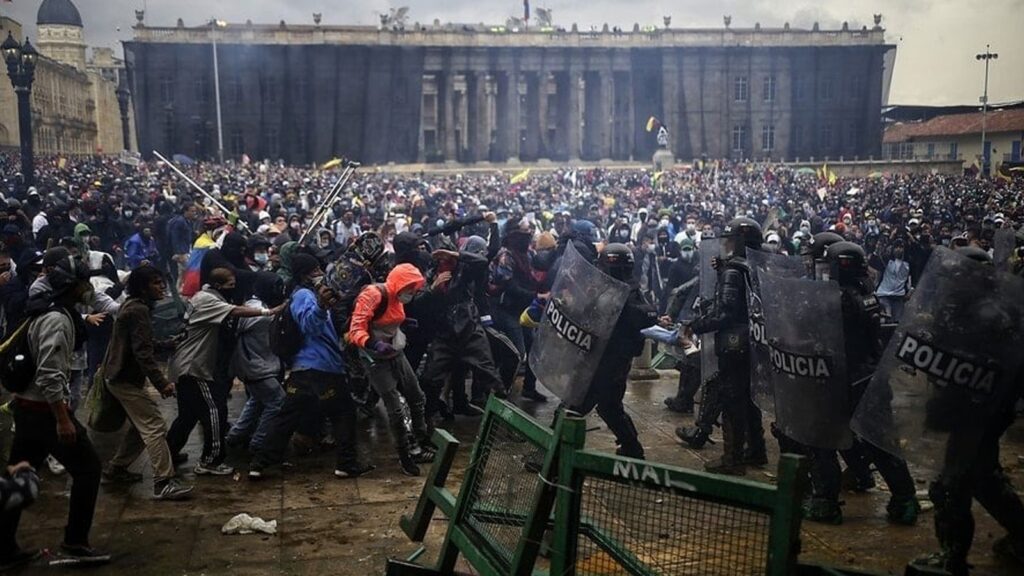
[2,32,39,188]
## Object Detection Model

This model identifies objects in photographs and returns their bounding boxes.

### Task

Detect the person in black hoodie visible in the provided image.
[488,220,546,402]
[418,238,506,420]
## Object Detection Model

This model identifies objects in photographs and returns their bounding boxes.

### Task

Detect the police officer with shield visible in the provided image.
[802,242,919,525]
[911,245,1024,575]
[563,243,658,459]
[684,218,766,475]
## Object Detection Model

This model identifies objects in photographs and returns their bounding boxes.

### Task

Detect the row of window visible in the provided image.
[732,75,862,104]
[730,122,863,153]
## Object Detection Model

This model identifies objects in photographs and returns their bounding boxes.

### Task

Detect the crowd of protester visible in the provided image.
[0,151,1020,567]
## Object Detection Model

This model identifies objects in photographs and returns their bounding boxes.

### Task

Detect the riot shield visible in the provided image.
[992,228,1015,272]
[529,242,631,406]
[759,272,852,450]
[746,250,807,413]
[698,239,720,385]
[851,247,1024,473]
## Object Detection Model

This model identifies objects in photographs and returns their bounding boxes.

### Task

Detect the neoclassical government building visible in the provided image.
[125,14,895,166]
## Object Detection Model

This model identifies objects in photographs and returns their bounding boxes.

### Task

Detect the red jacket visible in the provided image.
[348,263,425,348]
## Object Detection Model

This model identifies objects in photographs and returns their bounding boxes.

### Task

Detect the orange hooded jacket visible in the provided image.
[347,263,425,349]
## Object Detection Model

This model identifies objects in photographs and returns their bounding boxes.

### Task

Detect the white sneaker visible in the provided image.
[193,463,234,476]
[46,455,66,475]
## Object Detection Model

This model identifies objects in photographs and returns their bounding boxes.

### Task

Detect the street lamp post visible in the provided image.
[976,45,998,177]
[210,19,227,163]
[2,32,38,189]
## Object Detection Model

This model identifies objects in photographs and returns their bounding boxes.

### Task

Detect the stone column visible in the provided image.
[599,69,614,160]
[522,72,542,161]
[497,70,521,162]
[583,72,601,160]
[563,70,582,162]
[467,72,488,163]
[661,49,681,158]
[442,71,458,163]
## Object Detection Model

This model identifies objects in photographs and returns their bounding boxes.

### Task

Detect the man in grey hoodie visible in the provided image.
[226,272,287,459]
[0,252,110,568]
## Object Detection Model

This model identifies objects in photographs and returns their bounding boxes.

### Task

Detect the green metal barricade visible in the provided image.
[389,397,812,576]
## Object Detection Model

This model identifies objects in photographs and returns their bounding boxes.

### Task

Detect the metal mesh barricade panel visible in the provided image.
[460,417,547,572]
[575,476,772,576]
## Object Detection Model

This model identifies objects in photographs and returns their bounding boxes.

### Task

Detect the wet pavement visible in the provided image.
[7,371,1023,575]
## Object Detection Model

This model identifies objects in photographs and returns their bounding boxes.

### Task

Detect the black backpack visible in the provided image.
[269,298,303,365]
[0,308,73,394]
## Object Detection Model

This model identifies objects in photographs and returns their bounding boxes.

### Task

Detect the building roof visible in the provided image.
[883,108,1024,143]
[37,0,83,28]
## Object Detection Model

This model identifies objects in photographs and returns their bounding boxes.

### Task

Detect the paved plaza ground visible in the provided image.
[6,371,1023,575]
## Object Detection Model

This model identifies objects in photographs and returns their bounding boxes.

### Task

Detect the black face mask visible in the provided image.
[507,232,531,252]
[411,250,432,273]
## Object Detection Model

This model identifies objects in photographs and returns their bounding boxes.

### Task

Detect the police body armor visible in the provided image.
[711,258,751,357]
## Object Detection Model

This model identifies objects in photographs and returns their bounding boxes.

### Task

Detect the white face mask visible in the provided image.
[398,291,414,304]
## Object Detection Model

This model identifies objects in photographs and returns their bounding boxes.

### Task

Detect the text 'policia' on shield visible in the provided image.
[545,299,594,352]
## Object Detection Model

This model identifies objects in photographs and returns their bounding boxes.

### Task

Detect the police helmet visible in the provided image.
[826,241,867,280]
[955,245,993,265]
[802,231,844,258]
[598,243,634,281]
[721,217,763,250]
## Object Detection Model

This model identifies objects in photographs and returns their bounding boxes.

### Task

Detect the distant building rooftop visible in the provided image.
[883,108,1024,143]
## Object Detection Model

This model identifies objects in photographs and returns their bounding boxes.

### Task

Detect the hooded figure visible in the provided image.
[347,263,434,476]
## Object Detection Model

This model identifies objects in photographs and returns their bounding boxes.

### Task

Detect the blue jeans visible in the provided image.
[492,306,537,392]
[228,377,285,452]
[878,295,906,323]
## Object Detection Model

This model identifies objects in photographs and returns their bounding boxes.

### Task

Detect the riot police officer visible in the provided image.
[803,242,919,525]
[912,245,1024,575]
[801,231,844,280]
[684,218,765,475]
[566,243,658,459]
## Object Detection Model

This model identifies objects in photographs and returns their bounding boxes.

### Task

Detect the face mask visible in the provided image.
[800,226,811,235]
[238,205,247,213]
[680,249,694,262]
[124,210,133,219]
[319,238,331,248]
[290,222,300,230]
[686,223,696,233]
[398,291,414,304]
[254,252,268,265]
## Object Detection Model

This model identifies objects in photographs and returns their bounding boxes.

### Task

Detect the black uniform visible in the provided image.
[688,257,765,471]
[805,276,917,524]
[567,287,657,458]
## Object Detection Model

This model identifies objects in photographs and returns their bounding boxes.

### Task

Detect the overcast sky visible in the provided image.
[2,0,1021,106]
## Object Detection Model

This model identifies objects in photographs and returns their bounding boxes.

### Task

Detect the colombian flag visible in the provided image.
[180,234,217,298]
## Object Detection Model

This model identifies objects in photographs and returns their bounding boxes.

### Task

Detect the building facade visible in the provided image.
[126,17,895,166]
[0,0,134,157]
[883,107,1024,175]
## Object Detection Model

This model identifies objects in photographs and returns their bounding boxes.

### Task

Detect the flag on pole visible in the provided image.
[510,168,531,185]
[645,116,661,133]
[827,169,838,187]
[652,171,665,186]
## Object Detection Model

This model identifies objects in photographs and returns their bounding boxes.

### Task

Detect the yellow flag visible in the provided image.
[828,170,837,187]
[652,171,664,185]
[645,116,659,132]
[510,168,531,185]
[58,157,67,169]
